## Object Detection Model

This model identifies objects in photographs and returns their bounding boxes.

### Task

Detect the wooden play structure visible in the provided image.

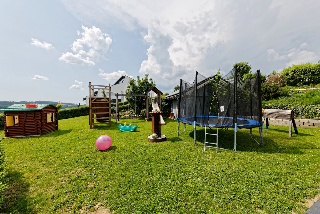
[114,87,164,123]
[3,104,58,137]
[89,82,111,129]
[263,109,298,137]
[115,93,146,123]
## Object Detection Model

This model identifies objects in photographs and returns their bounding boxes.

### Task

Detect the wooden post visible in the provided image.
[146,93,149,119]
[152,113,161,137]
[289,119,292,137]
[109,83,111,127]
[292,119,298,134]
[292,111,298,134]
[89,82,92,129]
[116,93,118,123]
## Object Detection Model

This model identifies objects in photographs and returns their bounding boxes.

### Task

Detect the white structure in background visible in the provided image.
[165,91,179,119]
[84,75,130,105]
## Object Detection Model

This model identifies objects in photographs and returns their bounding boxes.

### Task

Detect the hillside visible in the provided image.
[0,101,79,112]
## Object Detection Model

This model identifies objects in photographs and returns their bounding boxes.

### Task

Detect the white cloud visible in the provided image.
[98,69,129,81]
[60,0,320,91]
[267,43,318,67]
[60,26,112,65]
[31,75,49,80]
[59,52,95,66]
[69,80,85,90]
[31,38,54,50]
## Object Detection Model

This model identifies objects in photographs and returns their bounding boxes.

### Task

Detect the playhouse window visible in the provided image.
[47,113,55,123]
[6,115,19,127]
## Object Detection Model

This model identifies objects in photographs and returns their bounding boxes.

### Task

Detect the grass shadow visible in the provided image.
[168,137,183,142]
[98,146,117,152]
[40,129,73,138]
[0,170,33,214]
[266,127,313,136]
[188,128,308,154]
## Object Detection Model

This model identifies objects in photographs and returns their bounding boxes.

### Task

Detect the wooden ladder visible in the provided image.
[89,82,112,129]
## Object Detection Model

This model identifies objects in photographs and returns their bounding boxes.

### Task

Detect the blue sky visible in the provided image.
[1,0,320,104]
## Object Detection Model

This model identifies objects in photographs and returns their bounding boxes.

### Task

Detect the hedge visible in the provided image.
[111,101,128,108]
[280,63,320,86]
[58,106,89,120]
[262,103,320,119]
[0,139,6,208]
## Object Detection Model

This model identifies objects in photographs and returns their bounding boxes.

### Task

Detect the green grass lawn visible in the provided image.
[1,116,320,213]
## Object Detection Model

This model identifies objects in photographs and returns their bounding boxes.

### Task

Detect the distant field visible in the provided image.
[1,116,320,213]
[0,101,79,113]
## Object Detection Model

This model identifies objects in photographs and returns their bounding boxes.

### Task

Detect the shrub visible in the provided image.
[58,106,89,120]
[280,62,320,86]
[261,83,289,101]
[0,139,6,208]
[262,103,320,119]
[266,74,285,86]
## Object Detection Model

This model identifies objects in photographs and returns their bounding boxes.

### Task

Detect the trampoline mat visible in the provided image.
[180,116,260,128]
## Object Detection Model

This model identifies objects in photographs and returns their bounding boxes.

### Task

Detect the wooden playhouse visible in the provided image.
[3,104,58,137]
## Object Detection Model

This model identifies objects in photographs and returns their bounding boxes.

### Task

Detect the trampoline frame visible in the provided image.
[179,115,261,129]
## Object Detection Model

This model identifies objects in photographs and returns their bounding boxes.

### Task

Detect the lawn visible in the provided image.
[1,116,320,213]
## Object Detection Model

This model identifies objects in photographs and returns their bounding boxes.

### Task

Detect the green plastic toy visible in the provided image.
[118,124,137,132]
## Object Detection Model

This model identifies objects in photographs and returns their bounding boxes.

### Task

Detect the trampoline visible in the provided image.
[175,68,263,151]
[180,116,260,129]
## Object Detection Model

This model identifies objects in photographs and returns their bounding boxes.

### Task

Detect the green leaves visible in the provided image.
[125,74,156,115]
[280,62,320,86]
[58,106,89,120]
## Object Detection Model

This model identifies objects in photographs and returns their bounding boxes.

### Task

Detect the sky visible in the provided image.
[1,0,320,104]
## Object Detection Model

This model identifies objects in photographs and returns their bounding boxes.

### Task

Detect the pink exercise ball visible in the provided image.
[96,133,112,151]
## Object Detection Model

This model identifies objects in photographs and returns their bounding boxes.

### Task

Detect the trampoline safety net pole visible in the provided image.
[194,71,198,145]
[234,67,237,151]
[177,79,182,136]
[257,69,263,145]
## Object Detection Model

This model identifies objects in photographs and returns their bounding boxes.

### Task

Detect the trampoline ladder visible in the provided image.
[204,126,219,152]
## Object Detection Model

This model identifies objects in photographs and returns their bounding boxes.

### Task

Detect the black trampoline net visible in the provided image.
[178,69,262,128]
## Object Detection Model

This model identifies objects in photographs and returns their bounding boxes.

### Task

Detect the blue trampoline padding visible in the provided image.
[179,116,260,129]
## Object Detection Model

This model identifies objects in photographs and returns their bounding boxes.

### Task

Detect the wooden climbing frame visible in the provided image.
[89,82,111,129]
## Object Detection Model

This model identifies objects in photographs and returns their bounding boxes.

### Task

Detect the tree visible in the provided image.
[125,74,156,115]
[232,62,266,83]
[232,62,252,81]
[173,85,180,92]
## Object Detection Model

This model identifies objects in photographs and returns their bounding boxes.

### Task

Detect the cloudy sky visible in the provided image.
[1,0,320,103]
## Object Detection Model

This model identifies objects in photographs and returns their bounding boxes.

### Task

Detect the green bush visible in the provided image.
[261,83,290,101]
[280,62,320,86]
[0,114,3,130]
[58,106,89,120]
[111,101,128,108]
[262,103,320,119]
[0,139,6,208]
[111,104,131,113]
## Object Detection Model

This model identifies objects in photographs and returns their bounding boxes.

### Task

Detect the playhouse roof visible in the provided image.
[147,87,163,95]
[3,104,58,112]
